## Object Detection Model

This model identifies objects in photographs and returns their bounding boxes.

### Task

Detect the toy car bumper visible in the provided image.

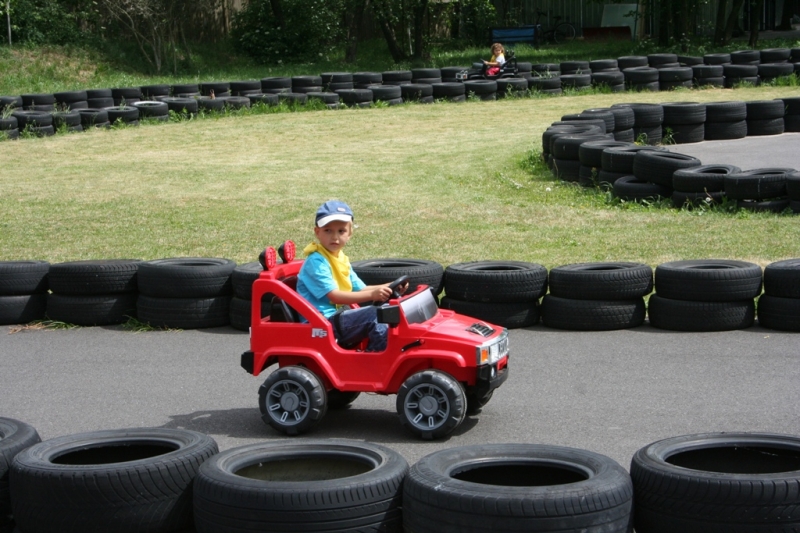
[474,356,509,396]
[241,351,254,374]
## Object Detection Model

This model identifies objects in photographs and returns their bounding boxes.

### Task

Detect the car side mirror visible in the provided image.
[377,305,401,327]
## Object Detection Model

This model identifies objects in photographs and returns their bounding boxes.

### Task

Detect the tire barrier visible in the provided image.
[351,258,444,295]
[404,443,634,533]
[10,428,218,533]
[0,262,49,325]
[439,260,546,328]
[229,260,263,331]
[0,418,41,533]
[194,440,408,533]
[631,432,800,533]
[758,258,800,331]
[136,257,236,329]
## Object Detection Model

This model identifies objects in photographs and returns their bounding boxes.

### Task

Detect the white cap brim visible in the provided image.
[317,214,353,227]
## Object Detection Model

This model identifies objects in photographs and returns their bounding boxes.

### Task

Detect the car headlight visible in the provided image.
[476,330,509,365]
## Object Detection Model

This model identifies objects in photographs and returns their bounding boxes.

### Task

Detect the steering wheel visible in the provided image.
[374,275,410,305]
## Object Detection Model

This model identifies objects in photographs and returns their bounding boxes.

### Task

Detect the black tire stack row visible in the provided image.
[0,262,49,325]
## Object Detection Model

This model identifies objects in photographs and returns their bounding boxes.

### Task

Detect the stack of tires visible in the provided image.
[779,96,800,132]
[704,100,747,140]
[54,90,88,110]
[352,258,444,297]
[577,139,633,187]
[291,75,323,94]
[692,63,724,88]
[0,261,49,326]
[382,70,413,87]
[46,260,140,326]
[260,77,291,94]
[528,63,562,95]
[133,100,170,122]
[671,164,740,208]
[662,102,705,144]
[464,80,497,101]
[336,89,372,108]
[658,66,694,90]
[136,258,236,329]
[589,59,624,92]
[648,259,761,331]
[614,102,663,145]
[607,105,636,141]
[648,53,680,69]
[439,260,547,329]
[367,84,402,105]
[602,145,666,191]
[353,72,382,88]
[401,83,434,103]
[10,428,218,533]
[725,167,794,212]
[431,82,466,102]
[141,84,170,100]
[790,170,800,213]
[623,66,659,92]
[21,93,55,112]
[78,108,111,129]
[617,56,648,70]
[746,99,785,136]
[496,77,528,98]
[541,122,605,171]
[229,261,271,331]
[0,98,20,139]
[626,150,701,201]
[0,417,41,533]
[758,258,800,331]
[86,88,114,107]
[322,72,355,92]
[541,262,652,331]
[11,110,54,136]
[550,129,612,182]
[411,68,442,85]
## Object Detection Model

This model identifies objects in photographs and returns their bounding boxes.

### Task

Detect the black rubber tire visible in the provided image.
[399,83,434,100]
[763,258,800,298]
[725,76,760,88]
[353,72,383,85]
[613,175,671,201]
[231,261,262,299]
[439,297,539,329]
[760,47,791,62]
[335,88,373,104]
[260,77,291,91]
[221,96,251,109]
[321,72,354,84]
[196,97,226,111]
[133,100,169,117]
[658,67,693,81]
[541,295,645,330]
[46,293,137,326]
[136,295,230,329]
[11,111,52,129]
[648,294,755,331]
[613,128,635,142]
[560,60,590,74]
[258,366,327,436]
[666,122,705,144]
[0,418,40,527]
[326,389,361,409]
[580,108,616,131]
[607,105,635,130]
[10,428,218,533]
[789,171,800,201]
[464,80,497,95]
[758,62,795,78]
[351,258,444,296]
[617,56,649,69]
[724,64,759,78]
[672,190,726,208]
[672,164,741,192]
[655,259,762,302]
[194,440,406,533]
[630,432,800,532]
[111,87,143,101]
[106,106,139,123]
[0,261,49,295]
[246,93,279,106]
[404,443,633,533]
[20,93,55,107]
[662,102,706,124]
[703,120,748,140]
[612,102,663,126]
[560,74,591,87]
[758,294,800,331]
[579,140,634,168]
[552,134,610,161]
[139,84,170,98]
[633,151,701,187]
[199,82,229,97]
[558,115,610,133]
[367,84,402,100]
[724,168,792,200]
[648,53,678,67]
[495,77,528,96]
[47,259,140,295]
[589,59,618,71]
[623,66,659,83]
[677,55,702,65]
[692,64,724,77]
[601,145,667,174]
[548,262,653,300]
[730,49,761,64]
[443,261,547,303]
[382,70,412,83]
[162,97,199,114]
[0,117,17,132]
[228,296,250,331]
[137,258,235,298]
[737,198,791,212]
[746,99,785,119]
[528,76,562,91]
[396,370,466,440]
[51,110,81,128]
[746,117,785,136]
[0,294,47,325]
[598,170,629,185]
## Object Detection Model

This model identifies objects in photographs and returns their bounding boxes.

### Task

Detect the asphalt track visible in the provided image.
[1,322,798,470]
[664,131,800,169]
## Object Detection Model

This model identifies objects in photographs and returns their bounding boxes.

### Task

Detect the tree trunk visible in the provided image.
[748,0,764,47]
[777,0,793,29]
[344,0,369,63]
[724,0,746,41]
[269,0,285,28]
[657,0,673,46]
[411,0,428,60]
[373,3,406,62]
[714,0,728,44]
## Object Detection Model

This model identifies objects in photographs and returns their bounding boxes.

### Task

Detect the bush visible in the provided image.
[232,0,345,64]
[1,0,92,45]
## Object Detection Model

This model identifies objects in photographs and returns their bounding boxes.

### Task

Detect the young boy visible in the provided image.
[297,200,407,351]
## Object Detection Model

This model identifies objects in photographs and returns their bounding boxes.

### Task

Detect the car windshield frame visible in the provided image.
[400,289,439,324]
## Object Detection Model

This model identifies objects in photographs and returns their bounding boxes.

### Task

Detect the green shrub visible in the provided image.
[1,0,92,45]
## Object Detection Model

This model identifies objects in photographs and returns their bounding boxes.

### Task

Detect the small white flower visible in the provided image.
[546,187,552,192]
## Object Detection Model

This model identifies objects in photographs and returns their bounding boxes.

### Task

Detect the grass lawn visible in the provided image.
[2,82,799,270]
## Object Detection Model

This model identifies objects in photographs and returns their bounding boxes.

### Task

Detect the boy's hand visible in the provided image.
[396,281,409,295]
[371,285,393,302]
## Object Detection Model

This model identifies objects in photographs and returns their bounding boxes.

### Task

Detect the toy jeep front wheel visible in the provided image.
[258,366,327,436]
[396,370,466,440]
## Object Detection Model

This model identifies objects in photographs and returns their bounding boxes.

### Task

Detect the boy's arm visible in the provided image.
[327,284,393,305]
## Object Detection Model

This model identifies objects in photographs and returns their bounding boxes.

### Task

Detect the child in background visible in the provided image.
[297,200,407,352]
[483,43,507,76]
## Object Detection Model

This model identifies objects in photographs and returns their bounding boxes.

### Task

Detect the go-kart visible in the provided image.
[240,241,510,440]
[457,49,520,81]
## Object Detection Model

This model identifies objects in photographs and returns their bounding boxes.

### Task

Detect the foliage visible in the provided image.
[232,0,344,64]
[455,0,496,45]
[0,0,94,45]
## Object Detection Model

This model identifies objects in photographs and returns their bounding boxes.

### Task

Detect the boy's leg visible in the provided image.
[332,306,388,352]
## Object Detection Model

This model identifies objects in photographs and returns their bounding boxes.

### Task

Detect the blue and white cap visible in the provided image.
[315,200,354,227]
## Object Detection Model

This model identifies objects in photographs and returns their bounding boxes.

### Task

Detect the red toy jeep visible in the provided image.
[240,242,509,440]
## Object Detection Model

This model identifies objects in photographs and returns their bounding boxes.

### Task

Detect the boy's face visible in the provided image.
[314,220,352,254]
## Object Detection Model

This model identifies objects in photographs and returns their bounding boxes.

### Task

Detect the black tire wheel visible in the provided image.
[703,120,748,140]
[788,171,800,201]
[231,261,263,299]
[258,366,327,436]
[47,293,137,326]
[326,389,361,409]
[633,151,701,187]
[404,443,633,533]
[228,296,251,331]
[654,259,763,302]
[672,164,741,193]
[0,418,40,528]
[137,257,235,298]
[193,440,407,533]
[352,258,444,295]
[648,294,755,331]
[601,145,667,174]
[541,295,646,330]
[439,297,539,329]
[666,122,705,144]
[47,259,141,295]
[763,258,800,298]
[136,295,230,329]
[10,428,217,533]
[747,117,785,136]
[0,294,47,325]
[705,100,747,122]
[444,260,547,303]
[548,262,653,300]
[396,370,466,440]
[0,261,49,295]
[630,432,800,533]
[758,294,800,331]
[613,175,672,202]
[672,190,725,208]
[579,140,632,168]
[724,168,792,200]
[737,198,791,212]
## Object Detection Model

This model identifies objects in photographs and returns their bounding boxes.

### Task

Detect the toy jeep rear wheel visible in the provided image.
[396,370,466,440]
[259,366,327,436]
[466,390,494,415]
